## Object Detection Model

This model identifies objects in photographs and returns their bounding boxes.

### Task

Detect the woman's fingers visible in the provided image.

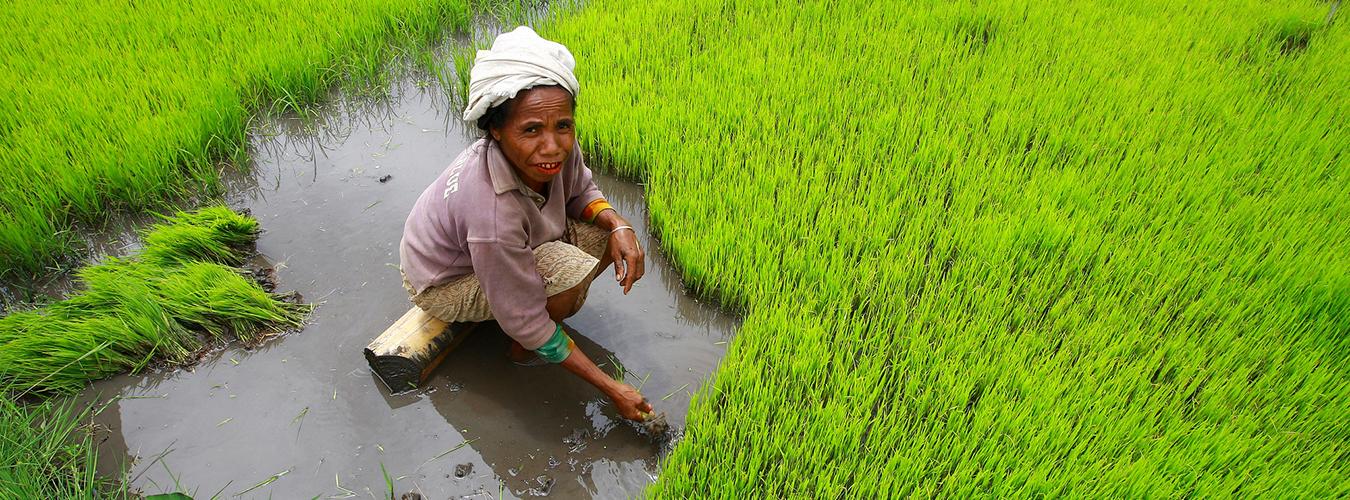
[611,385,651,422]
[621,250,640,294]
[610,244,626,283]
[622,259,633,294]
[609,231,645,294]
[633,247,646,283]
[616,233,643,294]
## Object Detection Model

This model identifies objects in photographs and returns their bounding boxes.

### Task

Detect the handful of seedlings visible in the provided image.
[636,411,673,447]
[607,358,676,446]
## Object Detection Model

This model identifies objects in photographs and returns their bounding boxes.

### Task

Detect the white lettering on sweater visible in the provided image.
[442,163,467,198]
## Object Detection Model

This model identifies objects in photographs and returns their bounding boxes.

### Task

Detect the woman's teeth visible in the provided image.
[536,162,561,172]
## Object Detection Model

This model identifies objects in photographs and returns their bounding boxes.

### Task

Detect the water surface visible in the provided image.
[76,74,736,499]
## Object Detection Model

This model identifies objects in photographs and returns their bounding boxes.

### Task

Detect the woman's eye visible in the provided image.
[559,122,572,130]
[525,126,539,133]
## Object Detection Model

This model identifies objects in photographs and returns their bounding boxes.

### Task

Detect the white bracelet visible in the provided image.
[610,225,634,235]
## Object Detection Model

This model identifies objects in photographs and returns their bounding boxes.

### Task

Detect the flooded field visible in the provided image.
[74,74,737,498]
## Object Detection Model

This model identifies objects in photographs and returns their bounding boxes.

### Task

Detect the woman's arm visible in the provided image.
[557,343,653,421]
[562,150,646,293]
[592,208,646,294]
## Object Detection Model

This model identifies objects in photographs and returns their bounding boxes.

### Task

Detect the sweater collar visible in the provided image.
[484,138,524,196]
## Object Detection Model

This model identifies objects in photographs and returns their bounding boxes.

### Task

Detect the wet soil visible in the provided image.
[73,76,737,497]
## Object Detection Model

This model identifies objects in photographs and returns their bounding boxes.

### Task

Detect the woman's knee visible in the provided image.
[546,289,577,321]
[546,281,589,321]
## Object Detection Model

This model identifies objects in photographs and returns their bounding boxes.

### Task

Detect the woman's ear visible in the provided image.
[489,127,500,142]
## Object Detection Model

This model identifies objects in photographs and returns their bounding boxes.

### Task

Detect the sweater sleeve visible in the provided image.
[466,221,557,350]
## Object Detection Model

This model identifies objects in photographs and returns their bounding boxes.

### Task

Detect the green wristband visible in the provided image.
[534,324,573,363]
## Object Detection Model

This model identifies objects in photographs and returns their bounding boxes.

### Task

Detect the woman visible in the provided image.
[400,27,652,422]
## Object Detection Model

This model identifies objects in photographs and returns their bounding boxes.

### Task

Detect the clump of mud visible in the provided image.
[242,254,303,302]
[454,462,473,478]
[525,475,555,496]
[633,412,682,452]
[245,263,280,293]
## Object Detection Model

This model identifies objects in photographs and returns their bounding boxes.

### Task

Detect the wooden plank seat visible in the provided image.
[364,307,477,393]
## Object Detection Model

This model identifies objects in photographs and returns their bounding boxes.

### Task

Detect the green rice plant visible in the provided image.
[0,390,122,498]
[0,207,308,396]
[0,0,477,280]
[450,42,484,110]
[536,0,1350,496]
[140,207,261,268]
[470,0,543,26]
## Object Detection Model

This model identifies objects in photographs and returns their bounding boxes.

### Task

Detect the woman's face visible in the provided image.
[490,86,576,193]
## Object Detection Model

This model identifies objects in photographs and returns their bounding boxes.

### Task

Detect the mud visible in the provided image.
[72,74,737,497]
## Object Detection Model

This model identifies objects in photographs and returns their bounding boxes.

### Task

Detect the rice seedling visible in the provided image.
[0,206,303,495]
[0,0,478,280]
[528,0,1349,496]
[380,463,394,499]
[234,468,290,497]
[449,42,486,110]
[334,473,358,499]
[0,207,309,396]
[0,387,122,498]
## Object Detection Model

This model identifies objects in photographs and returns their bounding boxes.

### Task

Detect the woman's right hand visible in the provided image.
[607,382,654,422]
[558,343,653,421]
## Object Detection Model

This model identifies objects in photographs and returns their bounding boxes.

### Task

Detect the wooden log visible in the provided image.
[364,307,476,393]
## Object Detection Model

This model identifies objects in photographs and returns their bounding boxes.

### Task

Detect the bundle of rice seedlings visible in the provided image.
[0,206,309,396]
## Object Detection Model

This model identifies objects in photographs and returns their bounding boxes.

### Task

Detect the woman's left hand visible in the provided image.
[609,227,645,294]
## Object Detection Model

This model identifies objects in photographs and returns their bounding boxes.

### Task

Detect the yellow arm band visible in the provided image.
[581,199,614,223]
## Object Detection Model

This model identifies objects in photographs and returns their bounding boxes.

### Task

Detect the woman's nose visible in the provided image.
[541,132,564,157]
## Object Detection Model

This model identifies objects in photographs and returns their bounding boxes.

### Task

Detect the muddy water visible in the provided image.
[75,77,736,498]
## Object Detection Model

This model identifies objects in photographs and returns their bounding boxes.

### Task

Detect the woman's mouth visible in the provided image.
[534,162,562,175]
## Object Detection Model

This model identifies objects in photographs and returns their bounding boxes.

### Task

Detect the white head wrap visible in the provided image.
[462,26,579,123]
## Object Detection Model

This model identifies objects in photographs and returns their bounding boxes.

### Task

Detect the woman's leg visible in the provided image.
[509,282,590,362]
[564,218,615,287]
[546,282,587,321]
[509,239,602,362]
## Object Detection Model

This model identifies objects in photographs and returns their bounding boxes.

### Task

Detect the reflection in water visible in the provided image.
[71,60,738,497]
[416,324,656,499]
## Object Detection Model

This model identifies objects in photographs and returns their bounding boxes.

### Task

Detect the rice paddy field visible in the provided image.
[1,0,470,494]
[536,0,1349,496]
[2,0,1347,496]
[0,0,471,280]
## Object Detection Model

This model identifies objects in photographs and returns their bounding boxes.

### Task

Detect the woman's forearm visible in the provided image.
[559,344,621,397]
[592,207,627,232]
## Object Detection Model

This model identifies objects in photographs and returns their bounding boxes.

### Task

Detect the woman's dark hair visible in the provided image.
[476,85,577,135]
